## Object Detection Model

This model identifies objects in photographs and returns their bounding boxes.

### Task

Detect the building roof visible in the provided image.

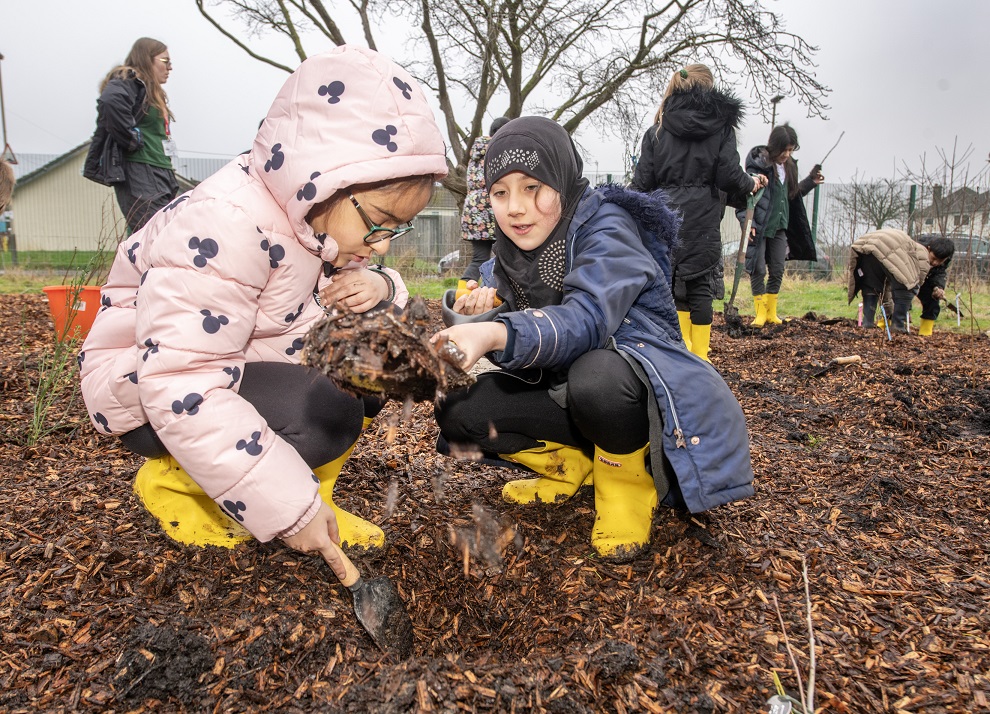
[12,142,198,192]
[917,186,990,217]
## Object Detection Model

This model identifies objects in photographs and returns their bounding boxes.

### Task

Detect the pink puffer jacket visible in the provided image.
[79,46,448,542]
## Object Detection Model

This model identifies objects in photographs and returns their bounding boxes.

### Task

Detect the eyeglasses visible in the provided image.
[159,58,172,69]
[348,193,414,245]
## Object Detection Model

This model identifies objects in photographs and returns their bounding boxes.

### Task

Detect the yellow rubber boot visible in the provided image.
[751,294,767,328]
[314,416,385,553]
[919,318,934,336]
[134,456,252,548]
[677,311,693,351]
[500,441,593,505]
[591,444,657,561]
[764,293,783,324]
[689,323,712,363]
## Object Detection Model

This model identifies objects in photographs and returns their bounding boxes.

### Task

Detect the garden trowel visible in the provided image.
[324,541,414,659]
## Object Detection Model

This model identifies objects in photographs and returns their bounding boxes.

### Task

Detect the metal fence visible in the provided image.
[5,155,988,285]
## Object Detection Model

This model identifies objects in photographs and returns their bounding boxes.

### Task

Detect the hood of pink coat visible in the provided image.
[251,45,448,262]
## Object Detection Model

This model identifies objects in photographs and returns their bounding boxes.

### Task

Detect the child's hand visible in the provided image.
[454,284,501,315]
[281,501,347,581]
[431,322,507,371]
[320,268,389,313]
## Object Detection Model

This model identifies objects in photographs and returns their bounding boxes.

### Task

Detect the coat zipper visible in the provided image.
[616,340,686,449]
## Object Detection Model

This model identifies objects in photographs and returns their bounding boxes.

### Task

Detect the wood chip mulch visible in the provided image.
[1,292,988,713]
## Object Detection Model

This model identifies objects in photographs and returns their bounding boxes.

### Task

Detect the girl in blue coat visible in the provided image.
[432,117,753,562]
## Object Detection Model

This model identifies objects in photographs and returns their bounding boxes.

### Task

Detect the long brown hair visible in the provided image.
[653,64,714,125]
[100,38,173,122]
[767,123,800,199]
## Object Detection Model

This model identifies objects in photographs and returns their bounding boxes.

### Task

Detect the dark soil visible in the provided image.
[2,293,989,713]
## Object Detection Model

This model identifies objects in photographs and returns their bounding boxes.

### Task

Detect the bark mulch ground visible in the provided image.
[1,292,988,713]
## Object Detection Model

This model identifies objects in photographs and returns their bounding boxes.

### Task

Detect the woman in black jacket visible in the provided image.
[83,38,179,234]
[738,124,823,327]
[631,64,763,362]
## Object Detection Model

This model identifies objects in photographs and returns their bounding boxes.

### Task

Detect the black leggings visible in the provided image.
[434,349,650,456]
[674,271,716,325]
[119,362,384,467]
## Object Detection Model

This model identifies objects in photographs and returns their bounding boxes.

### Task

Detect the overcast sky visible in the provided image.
[2,0,988,184]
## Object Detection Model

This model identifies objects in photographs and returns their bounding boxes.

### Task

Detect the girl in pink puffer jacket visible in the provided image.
[79,46,447,576]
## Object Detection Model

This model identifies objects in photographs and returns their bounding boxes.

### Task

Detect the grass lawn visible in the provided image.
[721,274,990,334]
[5,266,987,335]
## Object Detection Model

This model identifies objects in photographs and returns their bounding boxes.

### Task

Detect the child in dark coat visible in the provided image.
[433,117,754,562]
[631,64,764,361]
[738,124,823,327]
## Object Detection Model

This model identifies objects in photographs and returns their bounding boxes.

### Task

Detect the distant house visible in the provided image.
[9,144,465,273]
[912,185,990,239]
[9,142,195,253]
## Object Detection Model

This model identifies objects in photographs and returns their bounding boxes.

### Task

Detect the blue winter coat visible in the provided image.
[483,184,754,513]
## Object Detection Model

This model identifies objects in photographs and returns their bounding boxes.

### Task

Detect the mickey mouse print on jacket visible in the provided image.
[79,46,448,543]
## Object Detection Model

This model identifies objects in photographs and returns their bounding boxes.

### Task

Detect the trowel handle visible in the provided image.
[324,540,361,588]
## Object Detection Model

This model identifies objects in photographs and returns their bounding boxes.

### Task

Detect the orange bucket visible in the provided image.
[42,285,103,340]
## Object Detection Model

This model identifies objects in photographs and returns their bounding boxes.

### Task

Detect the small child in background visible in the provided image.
[630,64,764,362]
[432,117,753,562]
[78,46,447,579]
[848,229,954,334]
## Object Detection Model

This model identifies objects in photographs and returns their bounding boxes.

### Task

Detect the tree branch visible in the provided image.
[195,0,294,73]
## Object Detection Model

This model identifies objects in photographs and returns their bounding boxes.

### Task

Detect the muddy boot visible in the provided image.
[861,292,879,329]
[500,441,593,505]
[751,294,767,328]
[134,456,252,548]
[591,444,656,561]
[891,296,912,333]
[313,417,385,552]
[677,311,693,351]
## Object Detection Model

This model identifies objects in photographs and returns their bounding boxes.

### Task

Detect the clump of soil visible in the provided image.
[302,297,474,401]
[113,620,213,704]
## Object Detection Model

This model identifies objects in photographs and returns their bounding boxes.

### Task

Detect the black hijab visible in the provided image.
[485,117,590,310]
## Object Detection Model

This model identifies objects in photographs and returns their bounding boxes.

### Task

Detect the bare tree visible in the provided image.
[833,176,908,232]
[902,140,990,240]
[195,0,830,195]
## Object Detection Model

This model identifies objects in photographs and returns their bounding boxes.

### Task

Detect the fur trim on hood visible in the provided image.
[598,183,683,342]
[660,86,745,139]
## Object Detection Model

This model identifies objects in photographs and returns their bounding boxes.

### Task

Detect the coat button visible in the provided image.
[690,436,700,445]
[637,343,645,348]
